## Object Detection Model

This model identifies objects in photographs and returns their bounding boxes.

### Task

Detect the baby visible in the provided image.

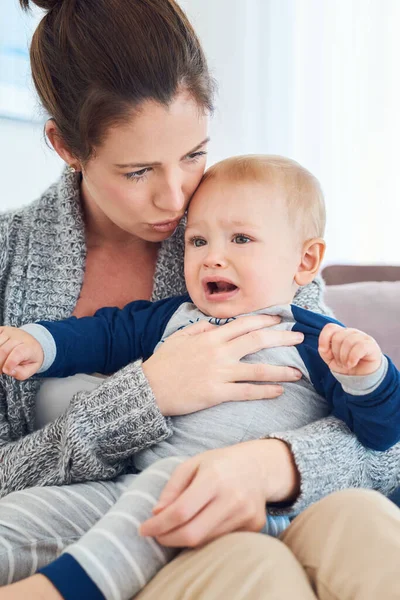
[0,155,399,600]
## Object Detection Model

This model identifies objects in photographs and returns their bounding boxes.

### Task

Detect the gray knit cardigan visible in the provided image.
[0,169,399,511]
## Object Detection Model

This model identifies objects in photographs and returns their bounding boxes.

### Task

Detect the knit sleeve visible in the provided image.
[0,360,173,496]
[0,213,15,321]
[293,275,333,316]
[267,417,400,516]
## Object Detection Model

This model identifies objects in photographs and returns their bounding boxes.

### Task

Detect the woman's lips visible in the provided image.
[149,219,181,233]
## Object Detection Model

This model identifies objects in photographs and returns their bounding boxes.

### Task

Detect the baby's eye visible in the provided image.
[188,237,207,247]
[232,234,251,244]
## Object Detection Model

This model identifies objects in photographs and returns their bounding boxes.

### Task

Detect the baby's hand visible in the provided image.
[318,323,382,376]
[0,326,44,380]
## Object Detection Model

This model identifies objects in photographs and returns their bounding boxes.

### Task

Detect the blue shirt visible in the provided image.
[31,294,400,452]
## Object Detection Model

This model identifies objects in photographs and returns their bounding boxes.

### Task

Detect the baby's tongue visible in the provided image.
[216,281,235,292]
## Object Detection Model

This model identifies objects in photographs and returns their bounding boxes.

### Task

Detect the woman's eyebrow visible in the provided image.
[114,137,210,169]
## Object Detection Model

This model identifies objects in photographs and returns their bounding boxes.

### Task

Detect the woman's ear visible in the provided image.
[45,120,80,169]
[294,238,326,286]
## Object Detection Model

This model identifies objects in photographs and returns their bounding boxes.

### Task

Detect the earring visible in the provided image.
[67,165,76,174]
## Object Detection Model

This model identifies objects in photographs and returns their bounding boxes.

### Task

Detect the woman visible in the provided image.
[0,0,399,598]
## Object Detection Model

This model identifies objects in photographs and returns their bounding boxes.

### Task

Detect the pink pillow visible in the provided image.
[324,281,400,368]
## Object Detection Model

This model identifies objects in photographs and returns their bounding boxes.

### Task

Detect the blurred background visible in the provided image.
[1,0,399,265]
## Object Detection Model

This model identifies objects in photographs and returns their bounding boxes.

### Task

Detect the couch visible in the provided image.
[321,264,400,507]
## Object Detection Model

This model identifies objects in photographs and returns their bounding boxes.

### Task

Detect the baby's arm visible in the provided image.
[0,326,44,380]
[0,296,186,381]
[318,323,400,450]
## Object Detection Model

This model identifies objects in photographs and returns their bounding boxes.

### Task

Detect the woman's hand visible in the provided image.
[142,315,304,416]
[139,439,300,547]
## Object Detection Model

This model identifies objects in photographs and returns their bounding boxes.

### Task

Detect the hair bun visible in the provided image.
[19,0,63,11]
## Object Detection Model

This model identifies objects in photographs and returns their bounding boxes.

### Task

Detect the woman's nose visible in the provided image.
[154,175,186,213]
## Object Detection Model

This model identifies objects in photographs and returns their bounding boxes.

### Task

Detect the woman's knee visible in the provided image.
[138,532,317,600]
[281,487,400,572]
[299,488,397,531]
[312,487,393,513]
[281,490,400,600]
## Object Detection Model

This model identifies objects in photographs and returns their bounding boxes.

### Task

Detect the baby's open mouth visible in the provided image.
[206,281,238,295]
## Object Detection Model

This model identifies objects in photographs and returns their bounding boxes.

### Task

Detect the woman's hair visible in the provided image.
[20,0,215,162]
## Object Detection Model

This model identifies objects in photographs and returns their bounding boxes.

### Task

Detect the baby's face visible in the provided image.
[184,176,303,318]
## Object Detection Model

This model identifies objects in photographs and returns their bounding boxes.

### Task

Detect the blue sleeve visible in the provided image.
[292,305,400,451]
[37,294,189,378]
[38,554,104,600]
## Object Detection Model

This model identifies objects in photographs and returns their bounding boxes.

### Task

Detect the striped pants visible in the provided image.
[0,457,288,599]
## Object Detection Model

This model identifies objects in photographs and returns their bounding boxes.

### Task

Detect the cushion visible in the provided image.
[324,281,400,369]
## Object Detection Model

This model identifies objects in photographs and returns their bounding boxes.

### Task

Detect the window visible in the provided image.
[0,1,41,121]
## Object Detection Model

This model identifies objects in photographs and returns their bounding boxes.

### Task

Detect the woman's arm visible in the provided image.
[139,427,400,547]
[268,416,400,514]
[0,360,172,496]
[294,275,332,315]
[1,212,174,494]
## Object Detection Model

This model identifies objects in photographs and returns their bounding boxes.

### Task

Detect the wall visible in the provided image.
[0,117,62,212]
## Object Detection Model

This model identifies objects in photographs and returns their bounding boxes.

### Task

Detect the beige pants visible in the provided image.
[136,489,400,600]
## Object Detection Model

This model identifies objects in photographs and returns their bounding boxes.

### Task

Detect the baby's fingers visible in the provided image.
[318,323,342,362]
[2,345,38,380]
[338,331,366,367]
[346,338,380,369]
[0,338,21,371]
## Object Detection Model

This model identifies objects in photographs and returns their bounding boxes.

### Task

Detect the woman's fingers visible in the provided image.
[153,460,198,512]
[210,315,281,343]
[229,327,304,360]
[154,495,262,548]
[233,362,302,384]
[141,468,215,538]
[171,319,216,337]
[143,313,305,415]
[224,382,284,401]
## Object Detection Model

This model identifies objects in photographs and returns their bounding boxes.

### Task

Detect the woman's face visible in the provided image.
[81,92,209,243]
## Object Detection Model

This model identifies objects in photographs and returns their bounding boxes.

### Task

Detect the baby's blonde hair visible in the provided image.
[202,155,326,241]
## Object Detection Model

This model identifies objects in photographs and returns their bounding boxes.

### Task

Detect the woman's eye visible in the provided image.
[233,234,251,244]
[189,237,207,247]
[124,167,150,181]
[186,150,207,162]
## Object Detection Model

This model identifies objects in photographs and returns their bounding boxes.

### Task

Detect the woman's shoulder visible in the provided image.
[2,168,81,222]
[0,168,85,295]
[293,275,333,316]
[1,168,83,246]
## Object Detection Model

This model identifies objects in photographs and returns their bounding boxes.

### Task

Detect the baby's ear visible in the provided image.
[294,238,326,286]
